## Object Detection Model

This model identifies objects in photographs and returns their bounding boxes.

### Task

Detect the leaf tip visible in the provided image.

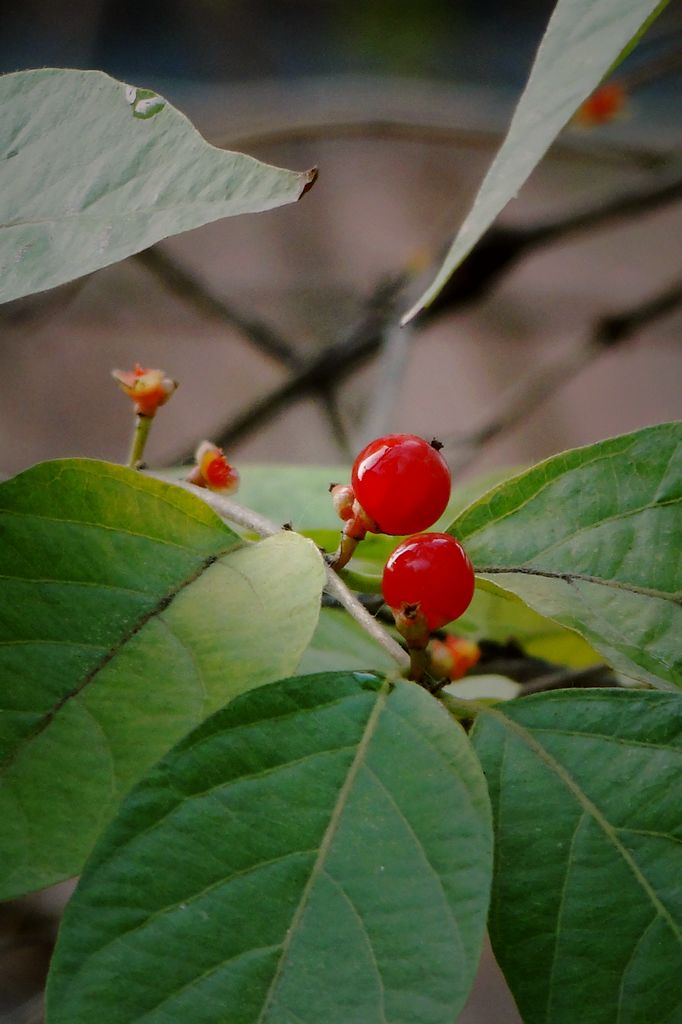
[298,166,319,199]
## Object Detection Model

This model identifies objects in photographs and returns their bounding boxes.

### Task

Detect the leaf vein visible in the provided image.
[322,869,388,1024]
[484,707,682,947]
[0,547,233,777]
[255,684,390,1023]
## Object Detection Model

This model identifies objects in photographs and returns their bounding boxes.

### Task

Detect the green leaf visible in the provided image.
[0,460,324,899]
[403,0,668,322]
[237,464,351,532]
[0,69,316,304]
[449,423,682,689]
[471,689,682,1024]
[298,608,396,675]
[236,463,519,539]
[47,672,492,1024]
[457,581,602,669]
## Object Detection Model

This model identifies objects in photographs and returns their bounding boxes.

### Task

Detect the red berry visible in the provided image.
[351,434,450,535]
[382,533,475,632]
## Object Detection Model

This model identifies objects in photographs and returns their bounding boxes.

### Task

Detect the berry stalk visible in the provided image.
[128,413,152,469]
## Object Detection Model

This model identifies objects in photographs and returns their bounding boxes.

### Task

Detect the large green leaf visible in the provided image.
[471,689,682,1024]
[403,0,669,322]
[47,672,493,1024]
[0,69,316,304]
[0,460,324,899]
[449,423,682,689]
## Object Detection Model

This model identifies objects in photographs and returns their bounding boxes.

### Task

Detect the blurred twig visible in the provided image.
[215,117,671,172]
[166,165,682,461]
[522,166,682,250]
[134,246,303,369]
[517,663,619,695]
[135,246,355,457]
[359,320,415,446]
[443,276,682,470]
[172,273,407,461]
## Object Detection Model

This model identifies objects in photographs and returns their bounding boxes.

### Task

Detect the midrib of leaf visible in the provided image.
[476,566,681,604]
[256,681,391,1024]
[453,431,678,541]
[0,544,237,776]
[460,487,678,550]
[496,495,680,564]
[544,809,586,1023]
[483,706,682,949]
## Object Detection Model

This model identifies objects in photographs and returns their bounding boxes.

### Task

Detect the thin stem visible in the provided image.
[169,479,282,537]
[135,247,303,370]
[408,647,429,684]
[327,533,360,572]
[323,570,410,673]
[444,275,682,470]
[338,567,383,594]
[128,414,153,469]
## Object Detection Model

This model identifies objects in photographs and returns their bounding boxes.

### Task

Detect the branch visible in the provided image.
[135,246,303,370]
[517,663,618,695]
[165,167,682,458]
[444,276,682,471]
[523,167,682,250]
[135,246,360,454]
[418,168,682,326]
[214,114,667,172]
[171,274,407,461]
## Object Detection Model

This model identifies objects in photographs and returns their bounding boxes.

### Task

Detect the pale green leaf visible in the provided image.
[403,0,668,322]
[0,69,316,304]
[449,423,682,689]
[0,460,324,898]
[472,689,682,1024]
[47,672,492,1024]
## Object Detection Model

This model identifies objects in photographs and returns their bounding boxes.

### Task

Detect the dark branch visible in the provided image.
[164,167,682,460]
[171,274,406,461]
[523,167,682,251]
[135,246,303,370]
[419,169,682,327]
[444,276,682,468]
[517,663,619,695]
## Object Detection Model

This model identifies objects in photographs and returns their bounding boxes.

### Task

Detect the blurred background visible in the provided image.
[1,1,682,1021]
[1,0,681,481]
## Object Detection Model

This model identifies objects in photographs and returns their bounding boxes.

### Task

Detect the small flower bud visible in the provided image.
[112,364,177,417]
[392,602,431,651]
[573,82,627,128]
[428,635,480,681]
[187,441,240,494]
[329,483,355,522]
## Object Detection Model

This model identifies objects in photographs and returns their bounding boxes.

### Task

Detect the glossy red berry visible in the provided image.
[351,434,450,535]
[382,533,475,632]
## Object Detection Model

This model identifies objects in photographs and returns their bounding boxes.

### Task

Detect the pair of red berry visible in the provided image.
[340,434,475,636]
